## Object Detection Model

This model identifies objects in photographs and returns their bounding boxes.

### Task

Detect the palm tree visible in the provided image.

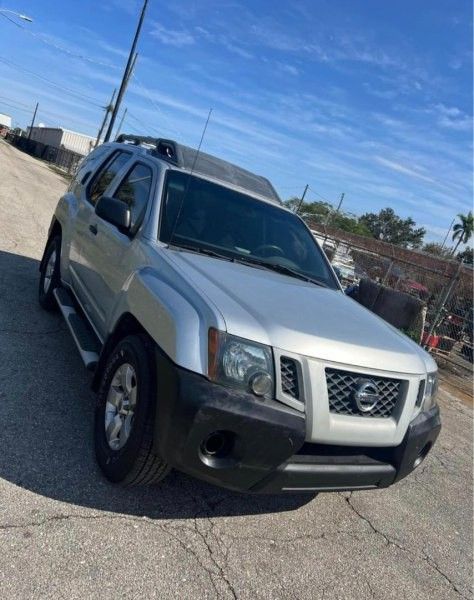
[452,211,474,255]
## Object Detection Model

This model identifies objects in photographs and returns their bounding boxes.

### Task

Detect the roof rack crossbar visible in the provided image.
[115,134,182,166]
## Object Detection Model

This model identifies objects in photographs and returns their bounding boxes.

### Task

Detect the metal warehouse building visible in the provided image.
[0,113,12,129]
[26,126,95,155]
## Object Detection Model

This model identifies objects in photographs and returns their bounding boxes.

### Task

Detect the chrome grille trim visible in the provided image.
[325,368,403,418]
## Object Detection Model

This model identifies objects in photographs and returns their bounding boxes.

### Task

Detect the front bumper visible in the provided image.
[153,351,441,494]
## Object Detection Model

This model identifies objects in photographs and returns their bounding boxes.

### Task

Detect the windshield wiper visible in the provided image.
[168,243,329,287]
[234,256,330,288]
[168,242,233,262]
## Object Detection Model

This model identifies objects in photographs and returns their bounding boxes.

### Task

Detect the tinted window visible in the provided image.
[87,151,131,206]
[69,145,112,200]
[115,163,153,230]
[160,171,338,289]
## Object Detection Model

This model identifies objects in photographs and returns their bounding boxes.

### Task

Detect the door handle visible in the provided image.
[89,224,98,235]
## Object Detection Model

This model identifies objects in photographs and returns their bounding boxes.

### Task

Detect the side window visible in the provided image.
[114,163,153,230]
[69,146,111,200]
[87,151,132,206]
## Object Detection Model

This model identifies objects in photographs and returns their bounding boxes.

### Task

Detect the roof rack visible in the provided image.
[115,134,182,166]
[114,133,281,204]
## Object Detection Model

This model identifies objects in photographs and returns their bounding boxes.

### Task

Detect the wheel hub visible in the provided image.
[104,363,137,450]
[43,249,56,293]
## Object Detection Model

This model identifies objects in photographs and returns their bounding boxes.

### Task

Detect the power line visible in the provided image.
[130,73,180,135]
[0,95,33,109]
[125,110,163,136]
[0,56,104,108]
[307,185,333,205]
[0,100,34,114]
[35,107,97,131]
[0,13,120,71]
[0,97,95,131]
[280,183,335,206]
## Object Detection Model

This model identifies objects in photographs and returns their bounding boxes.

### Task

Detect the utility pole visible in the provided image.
[324,192,345,226]
[115,108,128,138]
[335,192,345,214]
[104,0,148,142]
[94,89,116,148]
[27,102,38,141]
[441,217,455,250]
[323,192,344,251]
[96,52,137,146]
[295,184,308,214]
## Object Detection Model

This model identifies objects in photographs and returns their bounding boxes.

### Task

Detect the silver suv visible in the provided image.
[39,135,441,493]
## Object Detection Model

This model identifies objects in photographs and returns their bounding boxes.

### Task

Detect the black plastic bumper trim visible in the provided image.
[152,349,441,494]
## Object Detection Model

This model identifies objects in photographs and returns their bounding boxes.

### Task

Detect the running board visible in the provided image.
[54,287,101,371]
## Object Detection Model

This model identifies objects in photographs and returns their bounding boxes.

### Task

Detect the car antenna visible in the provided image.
[168,108,213,245]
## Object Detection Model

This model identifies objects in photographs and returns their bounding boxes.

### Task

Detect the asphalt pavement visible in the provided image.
[0,140,472,599]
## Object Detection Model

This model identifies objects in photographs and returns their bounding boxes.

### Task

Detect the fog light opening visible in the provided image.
[201,431,227,457]
[413,442,432,469]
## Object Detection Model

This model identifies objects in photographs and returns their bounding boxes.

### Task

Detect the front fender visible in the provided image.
[40,193,78,285]
[107,267,226,375]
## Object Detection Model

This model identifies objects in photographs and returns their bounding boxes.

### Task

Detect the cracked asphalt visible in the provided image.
[0,140,472,599]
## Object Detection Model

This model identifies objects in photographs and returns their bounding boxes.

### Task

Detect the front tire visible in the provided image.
[94,334,170,486]
[39,235,61,311]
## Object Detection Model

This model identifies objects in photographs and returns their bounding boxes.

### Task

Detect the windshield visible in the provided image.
[159,171,339,290]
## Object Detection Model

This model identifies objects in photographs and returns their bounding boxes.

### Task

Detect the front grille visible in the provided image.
[325,368,402,418]
[280,357,299,399]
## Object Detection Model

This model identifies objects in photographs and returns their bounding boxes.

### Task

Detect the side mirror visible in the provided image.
[95,196,131,233]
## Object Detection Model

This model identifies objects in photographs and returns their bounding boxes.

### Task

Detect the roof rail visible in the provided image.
[115,134,182,166]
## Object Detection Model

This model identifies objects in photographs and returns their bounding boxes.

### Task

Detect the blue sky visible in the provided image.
[0,0,472,244]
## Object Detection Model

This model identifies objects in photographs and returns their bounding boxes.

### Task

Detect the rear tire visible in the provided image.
[94,334,170,486]
[39,235,61,311]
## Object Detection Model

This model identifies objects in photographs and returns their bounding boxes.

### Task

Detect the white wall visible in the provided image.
[60,129,95,155]
[0,113,12,128]
[26,127,95,155]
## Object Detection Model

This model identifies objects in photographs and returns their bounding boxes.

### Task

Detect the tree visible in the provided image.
[423,242,453,258]
[329,211,372,236]
[456,246,473,265]
[452,211,474,255]
[284,198,371,237]
[284,197,331,220]
[359,207,426,248]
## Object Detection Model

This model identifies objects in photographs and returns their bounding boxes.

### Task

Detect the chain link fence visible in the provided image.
[6,133,83,175]
[308,222,473,376]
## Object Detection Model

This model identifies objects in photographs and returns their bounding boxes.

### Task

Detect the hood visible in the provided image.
[167,250,434,375]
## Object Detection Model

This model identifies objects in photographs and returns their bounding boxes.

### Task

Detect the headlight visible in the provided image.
[423,371,438,411]
[208,328,274,398]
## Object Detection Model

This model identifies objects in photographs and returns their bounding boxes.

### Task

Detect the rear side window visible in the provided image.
[115,163,153,230]
[87,151,131,206]
[68,145,111,199]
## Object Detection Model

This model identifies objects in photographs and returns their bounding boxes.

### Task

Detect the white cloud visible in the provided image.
[149,22,195,47]
[374,156,437,184]
[103,0,139,15]
[278,63,299,76]
[95,40,128,59]
[223,43,254,59]
[434,103,472,131]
